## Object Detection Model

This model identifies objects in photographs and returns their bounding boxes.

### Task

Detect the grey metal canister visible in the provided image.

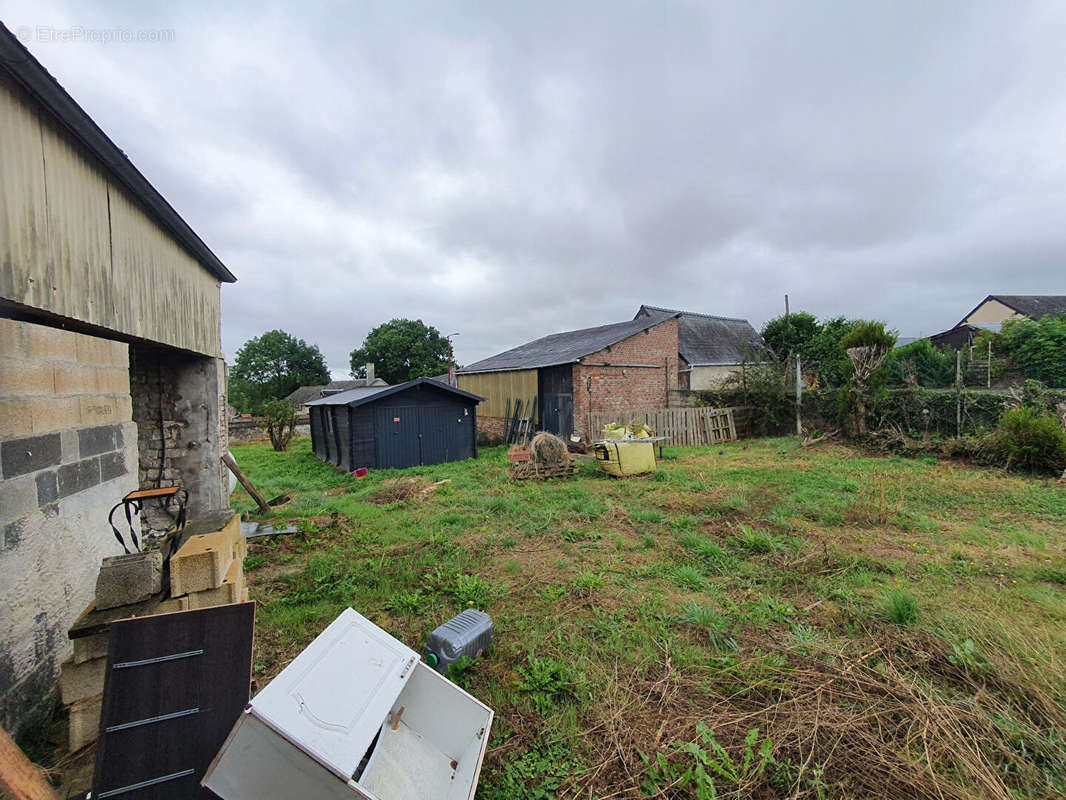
[425,609,494,676]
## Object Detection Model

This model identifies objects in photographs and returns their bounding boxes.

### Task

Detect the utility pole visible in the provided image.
[784,294,790,320]
[446,332,460,387]
[795,352,803,437]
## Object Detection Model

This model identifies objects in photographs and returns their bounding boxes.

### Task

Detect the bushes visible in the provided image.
[998,316,1066,387]
[262,399,298,451]
[989,407,1066,474]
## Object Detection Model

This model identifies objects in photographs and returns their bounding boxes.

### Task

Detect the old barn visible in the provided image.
[307,378,482,471]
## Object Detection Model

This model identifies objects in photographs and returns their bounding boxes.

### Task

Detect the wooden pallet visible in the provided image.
[508,456,577,480]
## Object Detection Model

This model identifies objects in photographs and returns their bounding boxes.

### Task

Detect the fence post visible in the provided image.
[955,349,962,438]
[795,353,803,436]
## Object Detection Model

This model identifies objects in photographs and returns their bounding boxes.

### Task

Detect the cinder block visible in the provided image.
[60,656,106,705]
[0,319,25,358]
[155,596,189,614]
[0,475,36,522]
[96,367,130,395]
[75,335,113,366]
[54,365,98,395]
[31,396,81,435]
[0,399,33,439]
[182,556,244,609]
[72,632,109,664]
[78,395,120,425]
[95,550,163,610]
[170,513,241,595]
[108,340,129,367]
[25,325,77,361]
[0,357,54,395]
[68,694,102,751]
[115,394,133,422]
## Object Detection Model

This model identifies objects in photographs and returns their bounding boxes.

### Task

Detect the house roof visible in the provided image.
[958,295,1066,327]
[635,305,766,366]
[459,314,680,374]
[305,377,483,408]
[0,23,235,283]
[284,379,387,407]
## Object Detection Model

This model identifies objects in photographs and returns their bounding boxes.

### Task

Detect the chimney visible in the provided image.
[365,363,375,384]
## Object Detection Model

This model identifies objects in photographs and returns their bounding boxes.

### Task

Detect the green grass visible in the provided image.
[231,436,1066,799]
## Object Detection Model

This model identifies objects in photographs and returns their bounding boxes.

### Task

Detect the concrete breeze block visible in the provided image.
[72,631,109,664]
[182,555,244,610]
[68,694,103,752]
[60,656,106,705]
[95,550,163,610]
[169,513,241,595]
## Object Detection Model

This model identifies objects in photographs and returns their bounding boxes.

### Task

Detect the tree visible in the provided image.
[761,312,819,358]
[840,321,897,435]
[263,399,298,452]
[349,319,452,384]
[997,315,1066,387]
[229,330,330,414]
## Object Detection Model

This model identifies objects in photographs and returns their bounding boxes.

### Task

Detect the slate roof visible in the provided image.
[305,377,483,408]
[284,379,387,407]
[635,305,766,366]
[459,314,680,374]
[982,295,1066,321]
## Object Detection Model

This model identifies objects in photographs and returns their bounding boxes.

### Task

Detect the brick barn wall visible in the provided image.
[0,319,136,739]
[476,415,507,444]
[572,318,679,439]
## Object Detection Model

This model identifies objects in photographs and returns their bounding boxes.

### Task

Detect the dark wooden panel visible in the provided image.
[92,602,255,800]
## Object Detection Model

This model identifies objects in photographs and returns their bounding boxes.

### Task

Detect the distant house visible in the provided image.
[930,295,1066,349]
[634,305,767,390]
[284,364,387,410]
[457,314,681,439]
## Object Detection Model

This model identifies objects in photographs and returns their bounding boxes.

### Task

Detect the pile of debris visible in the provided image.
[62,509,248,752]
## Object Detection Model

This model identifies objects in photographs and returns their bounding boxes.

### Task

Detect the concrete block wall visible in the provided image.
[0,318,136,739]
[572,317,679,439]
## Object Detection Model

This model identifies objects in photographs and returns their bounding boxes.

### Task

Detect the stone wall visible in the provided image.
[0,319,136,739]
[228,415,310,443]
[129,345,228,534]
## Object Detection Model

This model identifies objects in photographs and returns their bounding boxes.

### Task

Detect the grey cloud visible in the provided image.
[3,0,1064,374]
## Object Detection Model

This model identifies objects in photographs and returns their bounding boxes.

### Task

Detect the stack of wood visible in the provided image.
[62,510,248,752]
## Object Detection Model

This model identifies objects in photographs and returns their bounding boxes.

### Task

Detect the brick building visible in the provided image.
[0,25,235,740]
[457,314,680,440]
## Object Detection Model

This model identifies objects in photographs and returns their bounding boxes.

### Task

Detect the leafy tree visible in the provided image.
[885,339,957,388]
[263,399,298,452]
[997,315,1066,387]
[760,312,819,358]
[840,321,897,434]
[349,318,452,384]
[229,330,330,414]
[803,316,859,388]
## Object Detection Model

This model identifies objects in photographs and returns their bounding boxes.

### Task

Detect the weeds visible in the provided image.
[516,657,580,715]
[881,588,920,625]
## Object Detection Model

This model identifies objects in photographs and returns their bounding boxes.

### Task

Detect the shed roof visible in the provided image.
[635,305,766,366]
[305,377,483,408]
[0,23,235,283]
[959,295,1066,326]
[284,379,388,407]
[459,314,679,374]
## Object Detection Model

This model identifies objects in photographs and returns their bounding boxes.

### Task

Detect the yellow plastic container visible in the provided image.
[594,440,656,476]
[602,425,627,439]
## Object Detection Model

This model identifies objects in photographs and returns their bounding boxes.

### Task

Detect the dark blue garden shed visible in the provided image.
[306,378,483,471]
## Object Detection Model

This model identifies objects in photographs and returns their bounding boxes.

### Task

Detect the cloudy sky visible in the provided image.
[3,1,1065,375]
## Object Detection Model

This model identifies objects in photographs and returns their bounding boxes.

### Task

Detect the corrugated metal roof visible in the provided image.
[0,23,235,283]
[635,305,766,366]
[459,315,679,374]
[306,377,483,408]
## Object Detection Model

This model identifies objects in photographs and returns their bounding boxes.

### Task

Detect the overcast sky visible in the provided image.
[4,1,1065,376]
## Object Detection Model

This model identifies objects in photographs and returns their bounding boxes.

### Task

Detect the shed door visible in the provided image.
[419,406,453,465]
[541,393,573,438]
[375,406,421,469]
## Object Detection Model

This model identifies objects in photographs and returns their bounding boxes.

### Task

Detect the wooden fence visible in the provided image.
[587,407,737,447]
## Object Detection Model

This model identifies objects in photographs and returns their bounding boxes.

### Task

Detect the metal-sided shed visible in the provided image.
[306,378,483,471]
